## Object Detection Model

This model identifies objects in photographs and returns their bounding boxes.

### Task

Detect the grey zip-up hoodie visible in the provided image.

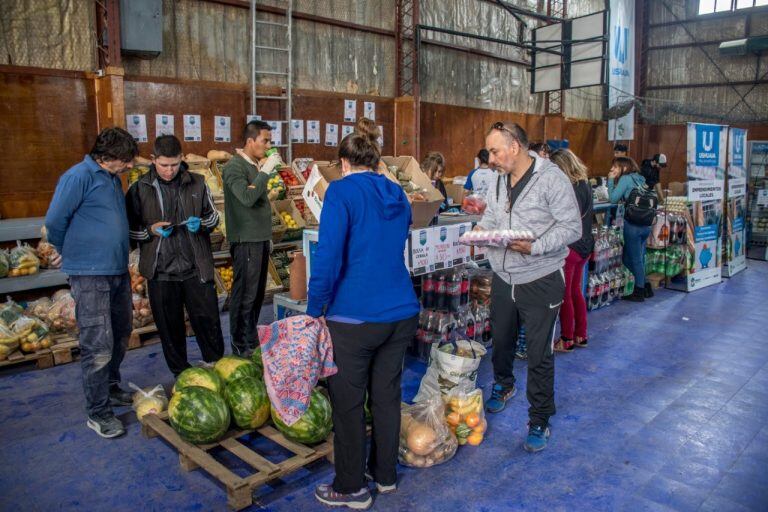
[478,152,582,285]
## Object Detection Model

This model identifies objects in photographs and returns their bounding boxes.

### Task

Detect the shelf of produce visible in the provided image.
[0,217,46,242]
[0,269,68,294]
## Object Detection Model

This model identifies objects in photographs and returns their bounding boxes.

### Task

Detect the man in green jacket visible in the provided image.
[222,120,281,356]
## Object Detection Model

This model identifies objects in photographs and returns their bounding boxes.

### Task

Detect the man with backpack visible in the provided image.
[608,157,659,301]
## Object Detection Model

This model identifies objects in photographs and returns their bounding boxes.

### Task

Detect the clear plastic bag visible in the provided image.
[0,250,9,278]
[129,250,147,295]
[47,290,78,335]
[398,396,457,468]
[8,242,40,277]
[132,293,153,328]
[461,193,487,215]
[0,323,19,359]
[25,297,53,323]
[445,382,487,447]
[12,315,51,352]
[129,382,168,420]
[0,297,24,327]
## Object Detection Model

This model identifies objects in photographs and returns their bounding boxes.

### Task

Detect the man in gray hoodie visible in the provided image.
[479,122,581,453]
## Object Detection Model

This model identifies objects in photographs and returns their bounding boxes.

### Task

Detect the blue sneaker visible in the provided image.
[485,383,517,413]
[524,424,551,453]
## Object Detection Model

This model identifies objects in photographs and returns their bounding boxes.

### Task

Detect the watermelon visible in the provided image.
[168,386,230,444]
[173,367,224,395]
[271,388,332,444]
[250,347,263,371]
[214,355,261,384]
[224,376,270,429]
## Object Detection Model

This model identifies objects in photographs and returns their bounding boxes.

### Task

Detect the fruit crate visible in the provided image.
[272,199,305,242]
[140,410,334,511]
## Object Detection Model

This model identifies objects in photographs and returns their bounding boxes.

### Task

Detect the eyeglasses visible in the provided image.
[492,121,514,134]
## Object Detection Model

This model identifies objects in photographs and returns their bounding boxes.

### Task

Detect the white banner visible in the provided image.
[608,0,635,141]
[687,266,722,292]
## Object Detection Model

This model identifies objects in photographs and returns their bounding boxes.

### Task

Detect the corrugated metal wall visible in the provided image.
[643,0,768,124]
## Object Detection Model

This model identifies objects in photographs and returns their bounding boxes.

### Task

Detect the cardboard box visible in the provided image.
[302,157,444,228]
[443,181,466,207]
[273,198,306,241]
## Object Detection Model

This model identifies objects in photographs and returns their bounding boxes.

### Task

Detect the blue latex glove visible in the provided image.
[186,216,201,233]
[154,225,173,238]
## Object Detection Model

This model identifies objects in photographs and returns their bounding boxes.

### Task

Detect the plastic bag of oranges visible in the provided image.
[445,382,487,446]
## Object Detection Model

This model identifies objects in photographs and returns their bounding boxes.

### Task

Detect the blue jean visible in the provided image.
[70,274,132,417]
[623,221,652,288]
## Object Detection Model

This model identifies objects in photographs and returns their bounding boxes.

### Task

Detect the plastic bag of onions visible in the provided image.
[398,395,457,468]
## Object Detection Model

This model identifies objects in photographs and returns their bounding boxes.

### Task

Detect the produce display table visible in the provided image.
[0,269,68,294]
[0,217,45,242]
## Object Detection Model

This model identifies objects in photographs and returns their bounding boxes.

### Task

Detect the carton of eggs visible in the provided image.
[459,229,535,247]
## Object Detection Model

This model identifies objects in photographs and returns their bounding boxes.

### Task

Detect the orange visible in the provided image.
[467,432,483,446]
[473,418,487,434]
[446,411,461,427]
[465,412,481,429]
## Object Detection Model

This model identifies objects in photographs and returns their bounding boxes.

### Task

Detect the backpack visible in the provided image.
[624,184,658,226]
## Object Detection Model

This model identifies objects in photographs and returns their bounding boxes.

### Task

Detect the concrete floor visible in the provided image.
[1,262,767,511]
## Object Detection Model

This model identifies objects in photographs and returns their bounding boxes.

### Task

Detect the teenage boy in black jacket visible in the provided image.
[126,135,224,375]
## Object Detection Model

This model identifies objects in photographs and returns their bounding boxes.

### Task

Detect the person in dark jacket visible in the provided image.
[640,153,667,201]
[222,121,282,357]
[550,149,594,351]
[308,129,420,510]
[126,135,224,376]
[45,127,138,439]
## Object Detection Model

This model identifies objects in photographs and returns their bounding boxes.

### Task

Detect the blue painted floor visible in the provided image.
[2,262,767,511]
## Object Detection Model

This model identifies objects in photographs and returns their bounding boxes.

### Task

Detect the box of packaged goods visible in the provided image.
[272,199,306,241]
[302,158,443,228]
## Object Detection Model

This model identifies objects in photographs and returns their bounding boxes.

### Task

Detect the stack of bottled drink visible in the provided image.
[645,210,688,278]
[414,268,491,362]
[586,226,629,310]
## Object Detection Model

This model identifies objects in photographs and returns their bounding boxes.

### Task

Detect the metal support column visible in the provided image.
[396,0,420,159]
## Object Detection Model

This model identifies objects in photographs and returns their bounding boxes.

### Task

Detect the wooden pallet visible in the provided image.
[0,347,54,370]
[141,411,334,510]
[128,322,193,350]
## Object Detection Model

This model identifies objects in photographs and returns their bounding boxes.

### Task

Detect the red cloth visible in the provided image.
[257,315,337,426]
[560,249,589,339]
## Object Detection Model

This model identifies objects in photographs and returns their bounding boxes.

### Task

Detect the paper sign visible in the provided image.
[307,120,320,144]
[344,100,357,122]
[728,177,746,198]
[126,114,148,143]
[431,226,454,271]
[267,121,282,146]
[410,228,435,275]
[687,179,724,202]
[758,189,768,207]
[214,116,231,143]
[341,125,354,139]
[246,114,262,123]
[155,114,174,137]
[364,102,376,121]
[183,115,202,142]
[325,123,339,147]
[291,120,305,143]
[302,165,325,221]
[377,125,384,148]
[450,223,472,265]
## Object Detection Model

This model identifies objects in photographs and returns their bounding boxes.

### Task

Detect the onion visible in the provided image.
[406,424,437,456]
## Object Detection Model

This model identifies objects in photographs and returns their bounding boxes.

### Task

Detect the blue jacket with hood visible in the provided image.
[306,172,420,323]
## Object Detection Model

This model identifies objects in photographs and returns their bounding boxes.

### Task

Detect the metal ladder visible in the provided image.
[250,0,293,163]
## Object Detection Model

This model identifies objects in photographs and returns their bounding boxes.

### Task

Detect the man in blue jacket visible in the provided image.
[45,127,138,439]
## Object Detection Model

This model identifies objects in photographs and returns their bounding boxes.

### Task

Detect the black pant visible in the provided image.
[229,241,270,355]
[70,274,132,418]
[491,270,564,427]
[148,276,225,375]
[327,316,419,494]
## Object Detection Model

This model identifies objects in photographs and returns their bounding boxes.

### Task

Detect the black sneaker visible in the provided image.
[109,386,133,407]
[644,283,654,298]
[87,413,126,439]
[623,288,645,302]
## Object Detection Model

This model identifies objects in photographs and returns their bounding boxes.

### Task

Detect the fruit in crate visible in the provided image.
[278,168,301,187]
[214,355,262,384]
[219,266,233,292]
[280,211,299,230]
[267,173,286,200]
[224,376,270,429]
[173,367,224,395]
[168,386,230,444]
[271,388,333,444]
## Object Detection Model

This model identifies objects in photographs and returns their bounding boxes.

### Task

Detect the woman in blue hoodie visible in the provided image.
[308,125,420,510]
[608,157,650,302]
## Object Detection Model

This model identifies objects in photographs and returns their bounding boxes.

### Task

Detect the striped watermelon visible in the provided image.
[168,386,230,444]
[250,347,263,372]
[214,355,261,384]
[172,367,224,395]
[224,376,270,429]
[271,388,332,444]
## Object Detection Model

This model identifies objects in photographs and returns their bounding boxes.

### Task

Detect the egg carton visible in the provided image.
[459,229,535,247]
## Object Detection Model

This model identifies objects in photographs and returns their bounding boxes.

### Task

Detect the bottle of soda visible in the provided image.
[447,270,462,313]
[599,273,610,307]
[482,308,492,345]
[465,308,476,341]
[587,275,597,310]
[416,308,428,343]
[422,274,435,309]
[459,269,470,307]
[436,272,447,312]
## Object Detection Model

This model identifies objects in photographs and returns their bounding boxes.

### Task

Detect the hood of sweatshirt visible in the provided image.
[344,171,409,221]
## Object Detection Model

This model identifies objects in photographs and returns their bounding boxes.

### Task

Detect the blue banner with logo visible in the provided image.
[695,124,721,167]
[608,0,635,141]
